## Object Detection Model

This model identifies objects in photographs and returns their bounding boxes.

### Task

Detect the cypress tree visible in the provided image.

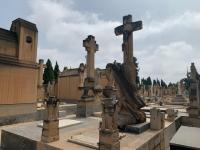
[43,59,54,84]
[133,57,140,85]
[54,61,60,81]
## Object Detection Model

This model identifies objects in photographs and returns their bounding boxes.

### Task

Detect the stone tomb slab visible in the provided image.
[125,122,150,134]
[68,134,98,149]
[38,119,82,129]
[170,126,200,150]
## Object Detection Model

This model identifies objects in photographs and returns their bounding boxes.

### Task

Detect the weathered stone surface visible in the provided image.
[99,86,120,150]
[105,15,146,129]
[166,108,178,122]
[41,97,59,143]
[125,122,150,134]
[188,63,200,118]
[150,108,165,130]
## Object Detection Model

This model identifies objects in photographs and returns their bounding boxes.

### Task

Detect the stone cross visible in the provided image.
[115,15,142,64]
[83,35,98,79]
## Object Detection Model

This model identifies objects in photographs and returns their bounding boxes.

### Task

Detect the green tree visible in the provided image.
[146,77,152,86]
[161,79,167,88]
[133,57,140,85]
[153,79,157,86]
[43,59,54,84]
[54,61,60,81]
[156,79,161,86]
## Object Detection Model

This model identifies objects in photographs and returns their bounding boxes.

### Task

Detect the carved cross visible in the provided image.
[83,35,98,79]
[114,15,142,64]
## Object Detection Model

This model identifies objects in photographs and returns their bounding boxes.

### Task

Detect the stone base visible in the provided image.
[76,97,101,118]
[1,130,62,150]
[125,122,150,134]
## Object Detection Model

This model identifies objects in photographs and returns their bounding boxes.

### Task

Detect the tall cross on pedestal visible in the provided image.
[115,15,142,64]
[83,35,99,79]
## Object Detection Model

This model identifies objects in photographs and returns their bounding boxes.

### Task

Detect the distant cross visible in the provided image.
[115,15,142,64]
[83,35,99,79]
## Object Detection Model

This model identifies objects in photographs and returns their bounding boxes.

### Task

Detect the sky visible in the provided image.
[1,0,200,83]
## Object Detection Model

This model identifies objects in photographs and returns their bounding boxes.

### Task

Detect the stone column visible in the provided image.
[188,63,200,117]
[38,59,44,87]
[41,96,59,143]
[76,35,100,117]
[99,86,120,150]
[150,108,165,130]
[83,35,98,80]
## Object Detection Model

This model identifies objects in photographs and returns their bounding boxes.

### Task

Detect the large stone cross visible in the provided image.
[83,35,98,79]
[115,15,142,64]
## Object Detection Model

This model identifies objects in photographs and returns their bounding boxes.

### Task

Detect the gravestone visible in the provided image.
[41,96,59,143]
[99,86,120,150]
[77,35,101,117]
[105,14,146,128]
[150,108,165,130]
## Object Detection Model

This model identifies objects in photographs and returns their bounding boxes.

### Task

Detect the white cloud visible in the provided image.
[27,0,200,83]
[137,41,200,83]
[28,0,121,69]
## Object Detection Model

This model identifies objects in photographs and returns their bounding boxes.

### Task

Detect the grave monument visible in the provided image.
[99,86,120,150]
[77,35,101,117]
[41,96,59,143]
[106,15,146,128]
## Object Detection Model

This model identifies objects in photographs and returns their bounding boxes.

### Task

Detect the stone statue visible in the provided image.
[105,15,146,129]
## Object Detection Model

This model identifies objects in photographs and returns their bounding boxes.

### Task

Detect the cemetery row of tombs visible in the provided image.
[0,15,199,150]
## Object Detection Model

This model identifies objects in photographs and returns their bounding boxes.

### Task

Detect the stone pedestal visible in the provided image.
[150,108,165,130]
[76,97,95,117]
[41,97,59,143]
[99,86,120,150]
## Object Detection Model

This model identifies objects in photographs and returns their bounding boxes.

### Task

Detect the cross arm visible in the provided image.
[114,21,143,36]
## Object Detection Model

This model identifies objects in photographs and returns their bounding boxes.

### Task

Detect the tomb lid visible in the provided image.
[170,126,200,149]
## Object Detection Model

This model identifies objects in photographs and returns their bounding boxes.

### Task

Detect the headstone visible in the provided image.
[188,63,200,118]
[99,86,120,150]
[150,108,165,130]
[104,14,146,128]
[41,96,59,143]
[115,14,142,84]
[77,35,101,117]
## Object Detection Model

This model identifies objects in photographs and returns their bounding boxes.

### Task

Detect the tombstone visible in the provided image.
[166,108,178,122]
[41,96,59,143]
[150,108,165,130]
[77,35,100,117]
[105,14,146,128]
[115,14,142,84]
[99,86,120,150]
[188,63,200,118]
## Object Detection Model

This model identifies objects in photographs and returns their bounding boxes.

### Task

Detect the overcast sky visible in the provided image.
[1,0,200,83]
